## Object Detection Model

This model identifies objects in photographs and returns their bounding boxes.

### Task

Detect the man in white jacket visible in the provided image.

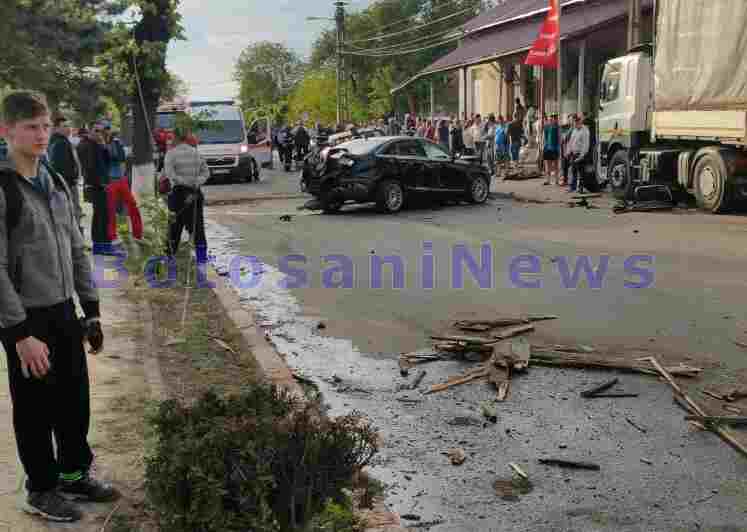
[566,113,591,192]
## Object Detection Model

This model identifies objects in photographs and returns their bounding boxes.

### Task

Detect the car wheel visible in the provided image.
[321,198,343,214]
[609,150,629,199]
[694,150,729,213]
[376,179,405,213]
[466,175,489,203]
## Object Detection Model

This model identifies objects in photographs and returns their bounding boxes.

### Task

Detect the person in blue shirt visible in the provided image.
[543,114,560,185]
[494,116,509,177]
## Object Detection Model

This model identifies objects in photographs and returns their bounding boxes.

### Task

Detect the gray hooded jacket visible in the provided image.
[0,155,99,344]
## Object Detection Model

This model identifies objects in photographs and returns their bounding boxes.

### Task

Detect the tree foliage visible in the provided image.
[234,42,307,110]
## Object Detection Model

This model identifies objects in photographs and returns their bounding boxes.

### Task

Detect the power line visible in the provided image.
[344,31,463,56]
[343,6,473,44]
[351,0,469,40]
[348,25,464,53]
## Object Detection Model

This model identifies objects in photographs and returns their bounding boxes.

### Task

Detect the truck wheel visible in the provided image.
[609,150,629,199]
[694,151,729,213]
[376,179,405,213]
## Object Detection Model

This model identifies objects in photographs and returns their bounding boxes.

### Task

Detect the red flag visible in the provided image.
[525,0,560,68]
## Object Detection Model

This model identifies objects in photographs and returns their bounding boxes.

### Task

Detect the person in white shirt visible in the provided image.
[163,126,210,262]
[462,119,476,155]
[567,113,591,192]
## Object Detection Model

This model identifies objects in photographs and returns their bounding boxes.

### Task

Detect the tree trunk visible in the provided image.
[132,87,156,166]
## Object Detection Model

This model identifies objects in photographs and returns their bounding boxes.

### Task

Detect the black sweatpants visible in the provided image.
[2,300,93,492]
[168,186,206,255]
[89,186,110,245]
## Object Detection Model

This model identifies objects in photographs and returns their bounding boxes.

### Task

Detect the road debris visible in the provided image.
[580,378,619,398]
[481,402,498,423]
[447,415,482,427]
[538,459,600,471]
[637,356,747,459]
[493,324,535,340]
[640,458,653,465]
[446,448,466,465]
[626,416,648,433]
[532,351,701,377]
[410,370,427,390]
[508,463,529,480]
[454,315,557,332]
[425,367,489,394]
[724,405,744,415]
[493,477,533,501]
[488,339,532,401]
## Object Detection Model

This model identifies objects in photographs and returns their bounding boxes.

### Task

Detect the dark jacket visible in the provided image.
[48,132,78,186]
[507,121,524,144]
[450,126,464,152]
[0,156,99,343]
[438,124,450,145]
[77,137,110,188]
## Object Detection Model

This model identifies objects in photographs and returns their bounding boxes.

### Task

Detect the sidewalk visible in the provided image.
[0,283,159,530]
[490,171,617,208]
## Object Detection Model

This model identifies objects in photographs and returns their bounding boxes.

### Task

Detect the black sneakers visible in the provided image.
[23,490,82,522]
[58,471,121,503]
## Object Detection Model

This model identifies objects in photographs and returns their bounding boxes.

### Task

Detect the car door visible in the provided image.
[421,139,461,190]
[396,139,438,190]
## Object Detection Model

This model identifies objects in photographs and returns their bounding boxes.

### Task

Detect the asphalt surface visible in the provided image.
[205,167,747,531]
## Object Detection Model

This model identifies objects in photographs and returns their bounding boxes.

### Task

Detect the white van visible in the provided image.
[189,100,270,183]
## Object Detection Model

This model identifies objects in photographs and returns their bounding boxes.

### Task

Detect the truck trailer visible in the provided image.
[597,0,747,212]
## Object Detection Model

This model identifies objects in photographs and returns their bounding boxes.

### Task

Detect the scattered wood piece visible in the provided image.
[510,338,531,371]
[455,323,493,332]
[526,314,559,322]
[424,369,488,395]
[684,416,747,427]
[489,344,513,401]
[638,356,747,459]
[580,378,619,398]
[725,389,747,402]
[493,324,535,340]
[626,416,648,433]
[213,338,237,355]
[640,458,653,466]
[538,459,600,471]
[724,405,743,415]
[454,315,557,332]
[531,353,701,377]
[411,370,427,390]
[509,463,529,480]
[733,340,747,349]
[447,448,466,465]
[398,357,410,377]
[702,389,727,401]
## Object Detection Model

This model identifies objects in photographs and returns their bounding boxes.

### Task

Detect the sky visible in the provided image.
[167,0,375,101]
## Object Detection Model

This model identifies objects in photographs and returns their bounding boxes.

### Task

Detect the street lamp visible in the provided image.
[307,2,347,125]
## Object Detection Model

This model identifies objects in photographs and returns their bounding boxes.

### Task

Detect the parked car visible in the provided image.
[301,136,490,214]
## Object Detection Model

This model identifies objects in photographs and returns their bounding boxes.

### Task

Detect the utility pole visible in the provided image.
[335,1,346,126]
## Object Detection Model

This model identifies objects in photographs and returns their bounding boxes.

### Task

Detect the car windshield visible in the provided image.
[336,138,387,155]
[194,120,244,144]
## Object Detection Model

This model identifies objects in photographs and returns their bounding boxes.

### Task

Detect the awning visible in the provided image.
[391,0,649,94]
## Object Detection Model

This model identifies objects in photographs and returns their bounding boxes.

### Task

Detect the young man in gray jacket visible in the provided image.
[0,91,119,522]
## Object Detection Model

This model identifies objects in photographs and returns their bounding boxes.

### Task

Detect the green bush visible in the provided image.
[145,385,379,532]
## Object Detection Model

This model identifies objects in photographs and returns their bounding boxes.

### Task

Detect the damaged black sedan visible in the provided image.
[301,136,490,214]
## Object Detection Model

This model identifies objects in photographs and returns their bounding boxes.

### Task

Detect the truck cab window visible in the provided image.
[601,63,622,103]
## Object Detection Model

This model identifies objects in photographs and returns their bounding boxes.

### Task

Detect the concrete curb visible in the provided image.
[204,193,310,206]
[208,266,304,397]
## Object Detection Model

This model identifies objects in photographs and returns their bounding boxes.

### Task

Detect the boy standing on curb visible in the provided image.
[0,91,119,522]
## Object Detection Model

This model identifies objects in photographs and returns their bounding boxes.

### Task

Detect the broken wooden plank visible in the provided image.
[455,323,494,332]
[684,416,747,427]
[638,356,747,459]
[511,338,531,371]
[724,405,743,415]
[424,370,488,395]
[530,354,701,378]
[580,378,619,398]
[725,388,747,402]
[493,324,535,340]
[538,459,600,471]
[702,389,727,401]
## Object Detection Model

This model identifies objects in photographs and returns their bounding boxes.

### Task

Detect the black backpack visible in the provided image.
[1,160,69,235]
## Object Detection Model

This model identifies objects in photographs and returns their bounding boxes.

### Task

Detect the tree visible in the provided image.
[286,69,337,125]
[98,0,184,166]
[234,42,306,110]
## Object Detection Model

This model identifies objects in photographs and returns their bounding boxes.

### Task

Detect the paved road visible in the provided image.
[205,170,747,531]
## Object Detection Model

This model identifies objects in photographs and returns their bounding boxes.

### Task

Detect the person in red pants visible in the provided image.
[104,129,142,245]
